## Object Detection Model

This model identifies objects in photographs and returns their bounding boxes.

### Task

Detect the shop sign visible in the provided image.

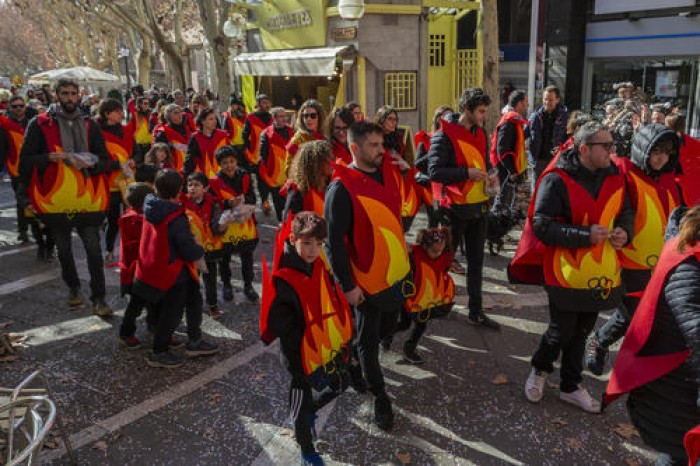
[253,0,328,51]
[595,0,693,15]
[331,27,357,41]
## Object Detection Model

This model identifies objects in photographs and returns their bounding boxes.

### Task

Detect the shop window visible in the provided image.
[384,72,417,111]
[429,34,446,67]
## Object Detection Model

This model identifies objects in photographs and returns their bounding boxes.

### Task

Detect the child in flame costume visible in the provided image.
[514,121,635,413]
[258,107,293,221]
[208,146,260,303]
[395,227,456,364]
[183,107,229,180]
[261,212,355,466]
[585,124,681,376]
[282,140,334,221]
[182,172,227,319]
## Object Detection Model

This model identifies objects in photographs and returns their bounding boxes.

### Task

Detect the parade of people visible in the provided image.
[1,1,700,464]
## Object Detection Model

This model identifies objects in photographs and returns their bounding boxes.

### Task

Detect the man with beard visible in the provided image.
[19,79,112,315]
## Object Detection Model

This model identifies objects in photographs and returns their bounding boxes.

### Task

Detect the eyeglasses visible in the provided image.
[587,141,614,150]
[302,113,318,119]
[10,104,25,109]
[385,116,398,122]
[334,126,348,132]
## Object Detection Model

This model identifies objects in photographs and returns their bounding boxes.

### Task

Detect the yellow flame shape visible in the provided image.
[31,162,108,214]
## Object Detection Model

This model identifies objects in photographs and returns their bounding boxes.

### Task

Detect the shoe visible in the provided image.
[262,200,272,217]
[403,342,423,365]
[222,283,234,302]
[185,339,221,357]
[147,351,184,368]
[449,259,465,274]
[374,394,394,431]
[17,232,29,243]
[43,246,55,262]
[468,312,501,330]
[585,336,608,376]
[68,288,84,307]
[301,452,326,466]
[119,336,141,349]
[92,300,114,317]
[244,285,259,303]
[36,245,46,261]
[380,338,391,352]
[559,385,601,413]
[169,335,187,349]
[348,363,367,394]
[209,305,224,320]
[524,367,548,403]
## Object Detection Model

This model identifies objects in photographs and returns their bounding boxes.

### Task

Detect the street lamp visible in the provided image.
[118,45,131,119]
[338,0,365,20]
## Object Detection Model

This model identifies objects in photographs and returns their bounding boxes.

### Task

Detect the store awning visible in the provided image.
[232,46,353,77]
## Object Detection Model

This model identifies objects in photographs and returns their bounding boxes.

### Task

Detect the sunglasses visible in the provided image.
[302,113,318,119]
[10,104,25,109]
[588,142,614,150]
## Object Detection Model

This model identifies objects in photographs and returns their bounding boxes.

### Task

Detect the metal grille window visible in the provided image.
[455,49,481,99]
[384,72,417,111]
[429,34,446,67]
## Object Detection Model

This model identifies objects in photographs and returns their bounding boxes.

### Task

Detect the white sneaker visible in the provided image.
[524,367,547,403]
[559,385,601,413]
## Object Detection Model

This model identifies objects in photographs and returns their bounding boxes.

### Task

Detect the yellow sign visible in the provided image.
[253,0,328,51]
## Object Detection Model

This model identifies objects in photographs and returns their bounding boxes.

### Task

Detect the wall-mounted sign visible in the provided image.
[254,0,328,51]
[331,27,357,41]
[266,9,313,31]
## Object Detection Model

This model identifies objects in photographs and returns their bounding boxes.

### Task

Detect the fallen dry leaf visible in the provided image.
[491,374,509,385]
[624,458,641,466]
[279,427,294,437]
[613,423,640,439]
[0,355,19,363]
[43,439,61,449]
[397,451,412,464]
[550,417,568,427]
[92,440,108,453]
[0,321,13,329]
[206,393,222,405]
[565,438,583,449]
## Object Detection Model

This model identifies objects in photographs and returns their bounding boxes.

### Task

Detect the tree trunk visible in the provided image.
[481,0,500,132]
[134,38,152,87]
[195,0,231,100]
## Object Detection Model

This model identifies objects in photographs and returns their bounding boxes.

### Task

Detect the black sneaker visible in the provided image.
[403,343,423,365]
[244,285,259,303]
[380,338,392,352]
[348,363,367,394]
[17,232,29,243]
[119,336,142,349]
[147,351,184,368]
[185,339,221,357]
[585,336,608,376]
[468,312,501,330]
[36,245,46,261]
[222,283,234,302]
[68,288,84,307]
[209,305,224,320]
[374,394,394,431]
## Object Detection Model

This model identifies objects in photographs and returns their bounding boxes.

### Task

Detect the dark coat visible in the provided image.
[628,256,700,461]
[529,104,568,162]
[630,123,679,179]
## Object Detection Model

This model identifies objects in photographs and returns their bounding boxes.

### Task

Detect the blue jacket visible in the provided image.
[528,104,568,162]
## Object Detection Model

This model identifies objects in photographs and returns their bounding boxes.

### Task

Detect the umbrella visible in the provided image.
[28,67,120,86]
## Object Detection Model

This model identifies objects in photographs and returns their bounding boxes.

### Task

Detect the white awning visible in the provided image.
[232,46,353,77]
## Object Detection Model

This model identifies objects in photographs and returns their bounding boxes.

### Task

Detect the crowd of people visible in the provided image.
[1,78,699,466]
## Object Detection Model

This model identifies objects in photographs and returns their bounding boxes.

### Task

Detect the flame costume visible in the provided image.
[604,236,700,464]
[281,182,326,221]
[489,111,529,177]
[261,219,354,455]
[152,122,192,172]
[223,109,246,147]
[677,133,700,207]
[242,112,272,168]
[331,139,352,166]
[184,129,228,179]
[259,124,294,221]
[0,114,34,242]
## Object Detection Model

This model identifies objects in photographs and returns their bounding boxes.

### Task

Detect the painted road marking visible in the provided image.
[0,269,59,296]
[0,245,34,258]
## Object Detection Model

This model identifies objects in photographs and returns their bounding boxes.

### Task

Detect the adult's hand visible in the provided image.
[590,224,609,245]
[48,152,69,163]
[468,168,487,182]
[345,286,365,307]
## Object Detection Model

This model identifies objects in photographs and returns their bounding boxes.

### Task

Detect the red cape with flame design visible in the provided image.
[259,125,292,188]
[102,123,135,192]
[243,114,267,166]
[0,115,24,177]
[404,245,455,318]
[208,175,258,248]
[153,124,191,172]
[192,130,227,178]
[181,193,224,253]
[489,111,528,176]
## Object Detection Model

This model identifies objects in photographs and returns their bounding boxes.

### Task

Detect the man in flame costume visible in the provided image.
[258,107,293,221]
[586,123,681,376]
[261,212,354,466]
[512,121,634,413]
[19,78,113,316]
[324,121,412,431]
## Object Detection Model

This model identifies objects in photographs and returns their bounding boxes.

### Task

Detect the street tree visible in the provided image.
[481,0,500,131]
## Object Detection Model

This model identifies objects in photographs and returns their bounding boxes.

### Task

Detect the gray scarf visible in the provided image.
[54,106,87,153]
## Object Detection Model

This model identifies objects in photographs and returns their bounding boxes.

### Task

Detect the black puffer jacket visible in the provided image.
[532,147,635,312]
[630,123,679,179]
[627,255,700,462]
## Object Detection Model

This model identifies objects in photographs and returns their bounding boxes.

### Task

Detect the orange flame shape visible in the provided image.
[6,129,22,178]
[200,151,221,179]
[406,261,455,313]
[552,188,623,289]
[185,209,223,252]
[401,170,421,218]
[456,139,489,204]
[259,144,287,188]
[301,267,354,375]
[622,172,677,269]
[351,196,410,293]
[30,162,109,214]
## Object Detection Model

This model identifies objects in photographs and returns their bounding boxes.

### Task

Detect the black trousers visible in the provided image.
[219,245,254,287]
[30,221,54,250]
[10,177,28,235]
[595,269,646,348]
[152,277,202,353]
[449,213,487,313]
[119,293,155,338]
[52,224,105,302]
[354,292,402,397]
[202,256,223,306]
[257,180,286,222]
[105,191,123,253]
[531,301,599,392]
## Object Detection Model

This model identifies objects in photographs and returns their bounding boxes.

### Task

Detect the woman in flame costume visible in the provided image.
[208,146,260,303]
[325,121,412,431]
[260,212,355,466]
[517,121,634,413]
[586,124,681,376]
[222,95,246,149]
[96,98,136,265]
[282,140,334,221]
[326,107,354,166]
[258,107,293,221]
[394,227,455,364]
[286,100,326,174]
[184,107,228,180]
[152,103,192,173]
[604,205,700,466]
[182,172,227,320]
